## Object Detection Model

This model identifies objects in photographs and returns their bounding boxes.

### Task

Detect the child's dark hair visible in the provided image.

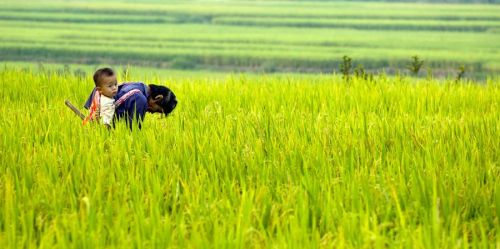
[93,67,115,86]
[149,84,178,116]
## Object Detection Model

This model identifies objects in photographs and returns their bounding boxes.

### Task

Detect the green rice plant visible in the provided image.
[340,55,353,82]
[0,65,498,248]
[456,65,466,83]
[409,55,424,76]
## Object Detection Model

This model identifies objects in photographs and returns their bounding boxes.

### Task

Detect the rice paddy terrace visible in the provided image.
[1,0,499,76]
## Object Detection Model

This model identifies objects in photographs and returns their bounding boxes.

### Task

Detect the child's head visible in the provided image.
[93,67,118,98]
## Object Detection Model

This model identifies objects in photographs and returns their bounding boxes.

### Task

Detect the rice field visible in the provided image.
[0,0,499,75]
[1,0,500,247]
[0,66,498,248]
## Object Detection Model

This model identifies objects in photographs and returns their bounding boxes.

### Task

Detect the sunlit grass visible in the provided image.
[0,67,498,248]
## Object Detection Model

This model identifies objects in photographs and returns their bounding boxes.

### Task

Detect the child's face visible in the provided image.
[97,75,118,98]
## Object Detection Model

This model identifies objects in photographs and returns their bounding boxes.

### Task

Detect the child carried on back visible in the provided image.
[83,68,118,128]
[83,67,179,130]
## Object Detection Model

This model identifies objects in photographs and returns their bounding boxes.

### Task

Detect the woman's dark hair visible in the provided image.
[149,84,177,115]
[93,68,115,86]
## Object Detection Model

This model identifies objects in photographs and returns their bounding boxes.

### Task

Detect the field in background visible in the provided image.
[1,0,499,77]
[0,67,499,247]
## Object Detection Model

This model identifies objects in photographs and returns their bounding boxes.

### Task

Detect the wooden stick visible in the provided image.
[65,100,85,120]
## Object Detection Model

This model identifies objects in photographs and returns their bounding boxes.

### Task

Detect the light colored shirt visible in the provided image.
[100,95,115,125]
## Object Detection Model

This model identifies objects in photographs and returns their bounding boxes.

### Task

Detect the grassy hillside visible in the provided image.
[0,1,499,76]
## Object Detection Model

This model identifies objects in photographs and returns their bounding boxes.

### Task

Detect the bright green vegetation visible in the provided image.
[0,0,499,75]
[0,66,498,248]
